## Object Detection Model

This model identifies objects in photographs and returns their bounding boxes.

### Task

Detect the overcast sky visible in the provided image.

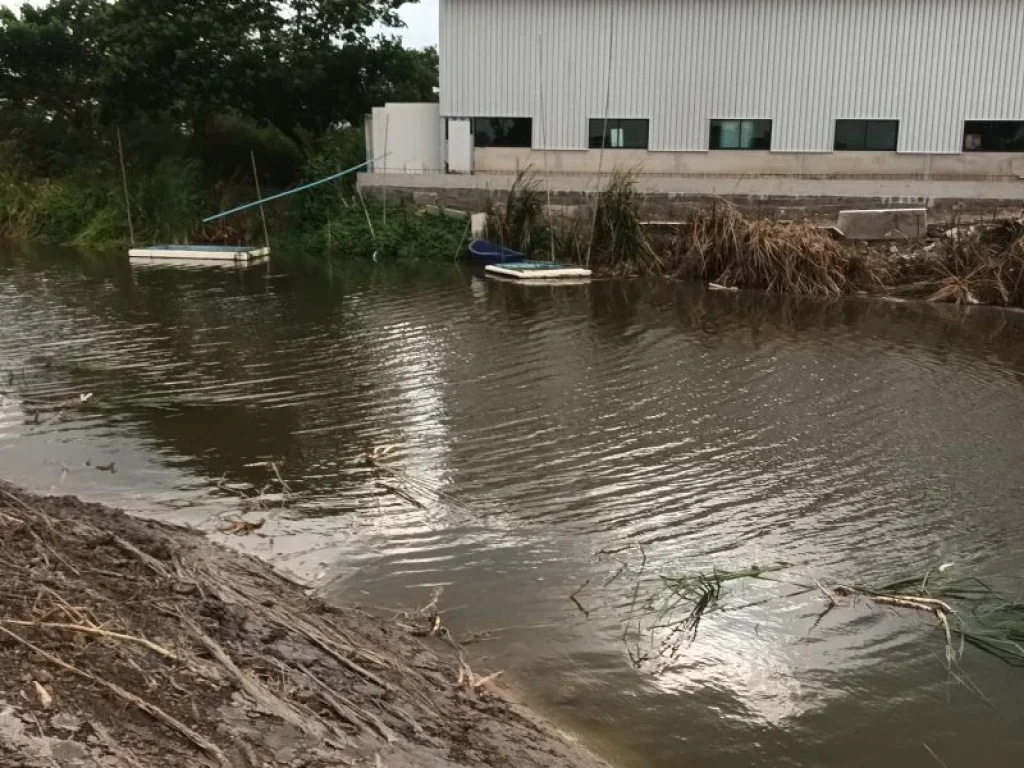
[395,0,438,49]
[0,0,440,48]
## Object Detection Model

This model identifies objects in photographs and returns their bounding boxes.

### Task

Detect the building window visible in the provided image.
[834,120,899,151]
[709,119,772,150]
[472,118,532,148]
[963,121,1024,152]
[588,119,649,149]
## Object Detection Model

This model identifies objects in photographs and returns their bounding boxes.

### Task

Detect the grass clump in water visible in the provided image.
[923,217,1024,307]
[623,558,1024,681]
[486,169,546,255]
[666,201,888,297]
[587,172,660,274]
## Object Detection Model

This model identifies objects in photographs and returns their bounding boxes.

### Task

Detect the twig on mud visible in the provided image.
[472,669,504,689]
[455,651,503,694]
[182,616,342,745]
[91,720,146,768]
[0,624,230,768]
[0,620,180,662]
[37,585,93,625]
[250,606,398,695]
[0,486,33,511]
[112,536,170,578]
[296,662,395,744]
[215,518,265,536]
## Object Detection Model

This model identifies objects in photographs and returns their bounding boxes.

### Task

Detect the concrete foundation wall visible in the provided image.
[357,171,1024,220]
[473,148,1024,180]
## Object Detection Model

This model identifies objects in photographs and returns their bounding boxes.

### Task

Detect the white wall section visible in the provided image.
[439,0,1024,153]
[370,103,442,173]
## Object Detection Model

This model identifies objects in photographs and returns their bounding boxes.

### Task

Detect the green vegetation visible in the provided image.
[485,174,1024,309]
[486,170,660,273]
[282,198,468,261]
[0,0,438,250]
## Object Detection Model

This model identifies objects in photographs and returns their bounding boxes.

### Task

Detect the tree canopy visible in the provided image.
[0,0,438,176]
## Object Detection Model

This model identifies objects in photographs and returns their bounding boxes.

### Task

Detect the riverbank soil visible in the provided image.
[0,483,608,768]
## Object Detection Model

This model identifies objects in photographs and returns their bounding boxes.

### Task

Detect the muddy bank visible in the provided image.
[0,483,610,768]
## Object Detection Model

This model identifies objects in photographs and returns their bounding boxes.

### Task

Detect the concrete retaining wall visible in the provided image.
[473,148,1024,180]
[357,172,1024,220]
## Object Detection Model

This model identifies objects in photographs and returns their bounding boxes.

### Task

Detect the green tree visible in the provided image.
[1,0,438,176]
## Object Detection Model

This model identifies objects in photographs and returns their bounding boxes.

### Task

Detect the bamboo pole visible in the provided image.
[538,33,554,262]
[356,185,376,240]
[116,126,135,246]
[382,113,390,227]
[202,154,386,223]
[586,5,618,267]
[250,150,271,248]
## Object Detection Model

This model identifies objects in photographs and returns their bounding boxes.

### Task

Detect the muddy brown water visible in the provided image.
[2,243,1024,767]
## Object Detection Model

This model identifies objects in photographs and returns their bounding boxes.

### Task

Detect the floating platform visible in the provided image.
[127,244,270,262]
[484,261,592,280]
[129,255,269,269]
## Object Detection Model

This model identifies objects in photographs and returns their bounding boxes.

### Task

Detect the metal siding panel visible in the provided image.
[441,0,1023,155]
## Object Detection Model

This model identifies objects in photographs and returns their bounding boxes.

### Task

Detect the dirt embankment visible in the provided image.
[0,483,610,768]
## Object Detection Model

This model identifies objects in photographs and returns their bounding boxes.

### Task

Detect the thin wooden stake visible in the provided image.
[116,126,135,246]
[538,33,554,262]
[382,113,390,228]
[327,215,333,280]
[250,150,271,249]
[586,4,618,267]
[356,185,376,240]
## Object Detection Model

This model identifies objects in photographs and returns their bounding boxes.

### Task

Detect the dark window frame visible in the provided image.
[709,119,773,150]
[588,118,650,150]
[471,117,533,149]
[834,119,899,151]
[963,120,1024,152]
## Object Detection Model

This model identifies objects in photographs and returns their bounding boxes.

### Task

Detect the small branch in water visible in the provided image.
[269,461,292,496]
[569,579,592,618]
[923,742,950,768]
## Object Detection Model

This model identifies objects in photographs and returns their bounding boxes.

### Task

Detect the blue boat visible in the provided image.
[468,239,524,265]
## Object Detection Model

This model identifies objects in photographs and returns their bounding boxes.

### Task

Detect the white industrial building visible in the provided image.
[365,0,1024,198]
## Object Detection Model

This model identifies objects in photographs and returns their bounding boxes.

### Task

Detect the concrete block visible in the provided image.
[837,208,927,241]
[544,204,588,220]
[423,204,469,219]
[471,212,488,239]
[412,191,439,206]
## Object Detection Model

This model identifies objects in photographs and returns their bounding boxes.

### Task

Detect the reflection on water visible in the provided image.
[2,244,1024,767]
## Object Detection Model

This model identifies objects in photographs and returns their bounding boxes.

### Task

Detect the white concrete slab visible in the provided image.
[837,208,927,240]
[128,245,270,261]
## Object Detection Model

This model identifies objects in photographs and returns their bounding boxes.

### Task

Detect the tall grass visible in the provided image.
[0,146,204,248]
[587,172,660,274]
[666,201,888,297]
[131,158,202,245]
[486,169,546,254]
[484,170,660,273]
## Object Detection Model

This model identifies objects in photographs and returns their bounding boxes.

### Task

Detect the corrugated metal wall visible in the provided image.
[439,0,1024,153]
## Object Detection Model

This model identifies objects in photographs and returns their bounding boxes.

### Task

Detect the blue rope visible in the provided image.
[202,153,389,223]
